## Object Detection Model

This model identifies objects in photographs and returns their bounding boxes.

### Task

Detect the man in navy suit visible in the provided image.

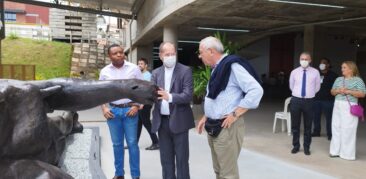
[151,42,195,179]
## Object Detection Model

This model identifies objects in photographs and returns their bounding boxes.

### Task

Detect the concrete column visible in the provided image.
[303,25,323,65]
[130,44,153,66]
[163,25,178,48]
[303,25,315,58]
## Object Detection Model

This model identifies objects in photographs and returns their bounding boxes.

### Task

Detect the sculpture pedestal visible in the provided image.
[59,127,106,179]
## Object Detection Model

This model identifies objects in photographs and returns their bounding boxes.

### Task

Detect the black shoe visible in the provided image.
[113,176,124,179]
[329,154,339,158]
[304,149,311,155]
[327,136,332,141]
[291,148,299,154]
[145,143,159,150]
[311,133,320,137]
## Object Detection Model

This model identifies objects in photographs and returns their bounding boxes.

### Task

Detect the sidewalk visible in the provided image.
[77,106,335,179]
[82,121,334,179]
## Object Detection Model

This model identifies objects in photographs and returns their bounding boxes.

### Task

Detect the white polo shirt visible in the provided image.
[99,60,143,104]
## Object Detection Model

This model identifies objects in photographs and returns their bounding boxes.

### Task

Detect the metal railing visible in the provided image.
[5,24,51,40]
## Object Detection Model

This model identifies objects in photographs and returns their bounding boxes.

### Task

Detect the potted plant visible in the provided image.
[192,32,241,104]
[193,65,211,104]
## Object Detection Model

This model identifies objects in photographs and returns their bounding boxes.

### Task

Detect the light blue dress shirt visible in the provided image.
[204,57,264,119]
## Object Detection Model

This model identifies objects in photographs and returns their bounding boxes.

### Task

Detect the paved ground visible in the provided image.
[57,99,366,179]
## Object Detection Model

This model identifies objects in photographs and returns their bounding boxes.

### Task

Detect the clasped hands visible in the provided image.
[338,87,352,95]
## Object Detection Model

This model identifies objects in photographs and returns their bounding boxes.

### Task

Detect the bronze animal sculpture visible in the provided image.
[0,78,157,178]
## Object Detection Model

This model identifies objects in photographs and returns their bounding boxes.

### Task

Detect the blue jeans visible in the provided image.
[313,100,334,137]
[107,106,140,177]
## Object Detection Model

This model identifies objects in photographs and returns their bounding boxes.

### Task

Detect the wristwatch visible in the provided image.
[232,111,237,118]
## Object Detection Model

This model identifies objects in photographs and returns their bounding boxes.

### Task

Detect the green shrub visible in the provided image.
[8,33,19,40]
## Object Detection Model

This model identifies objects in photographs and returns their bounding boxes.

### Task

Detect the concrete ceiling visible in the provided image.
[64,0,136,13]
[32,0,366,46]
[7,0,139,18]
[158,0,366,45]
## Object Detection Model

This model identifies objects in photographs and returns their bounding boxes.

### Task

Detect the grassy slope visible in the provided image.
[2,37,72,80]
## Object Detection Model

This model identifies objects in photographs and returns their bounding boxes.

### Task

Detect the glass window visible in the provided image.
[5,13,16,22]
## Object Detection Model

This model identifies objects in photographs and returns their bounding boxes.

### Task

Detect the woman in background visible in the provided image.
[330,61,366,160]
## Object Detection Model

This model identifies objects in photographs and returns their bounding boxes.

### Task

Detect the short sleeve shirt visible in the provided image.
[332,76,366,103]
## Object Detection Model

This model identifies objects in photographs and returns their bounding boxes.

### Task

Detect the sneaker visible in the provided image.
[145,143,159,150]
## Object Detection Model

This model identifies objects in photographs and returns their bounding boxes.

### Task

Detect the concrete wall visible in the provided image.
[318,35,358,75]
[245,38,270,77]
[135,0,165,36]
[244,31,358,77]
[293,34,304,68]
[293,32,358,75]
[131,0,195,43]
[130,44,153,65]
[127,0,196,62]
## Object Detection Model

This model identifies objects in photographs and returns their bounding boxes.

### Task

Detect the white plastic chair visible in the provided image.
[273,97,292,135]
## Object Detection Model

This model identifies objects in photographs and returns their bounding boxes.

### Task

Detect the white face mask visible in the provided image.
[300,60,309,68]
[163,56,177,68]
[319,64,326,70]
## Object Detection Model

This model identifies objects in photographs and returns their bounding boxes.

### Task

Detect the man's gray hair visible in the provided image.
[200,36,224,54]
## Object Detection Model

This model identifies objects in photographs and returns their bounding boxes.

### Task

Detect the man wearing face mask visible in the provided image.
[312,58,338,140]
[151,42,195,179]
[289,52,321,155]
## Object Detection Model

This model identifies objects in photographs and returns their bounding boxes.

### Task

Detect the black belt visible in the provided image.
[292,96,314,100]
[161,115,170,119]
[207,118,225,122]
[110,102,134,108]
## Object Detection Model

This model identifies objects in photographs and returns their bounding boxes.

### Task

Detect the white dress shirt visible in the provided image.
[99,61,143,104]
[160,66,174,115]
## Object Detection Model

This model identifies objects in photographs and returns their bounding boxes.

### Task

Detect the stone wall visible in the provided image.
[71,42,110,79]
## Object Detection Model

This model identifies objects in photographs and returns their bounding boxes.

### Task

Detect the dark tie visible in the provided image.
[301,70,306,97]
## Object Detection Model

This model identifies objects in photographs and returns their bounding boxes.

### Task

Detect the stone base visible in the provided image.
[59,127,106,179]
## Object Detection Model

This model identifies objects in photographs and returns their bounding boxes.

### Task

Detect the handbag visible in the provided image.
[343,78,365,121]
[204,118,224,137]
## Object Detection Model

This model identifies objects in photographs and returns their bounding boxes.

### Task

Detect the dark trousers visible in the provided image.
[290,97,314,150]
[158,116,190,179]
[137,105,159,144]
[313,100,334,137]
